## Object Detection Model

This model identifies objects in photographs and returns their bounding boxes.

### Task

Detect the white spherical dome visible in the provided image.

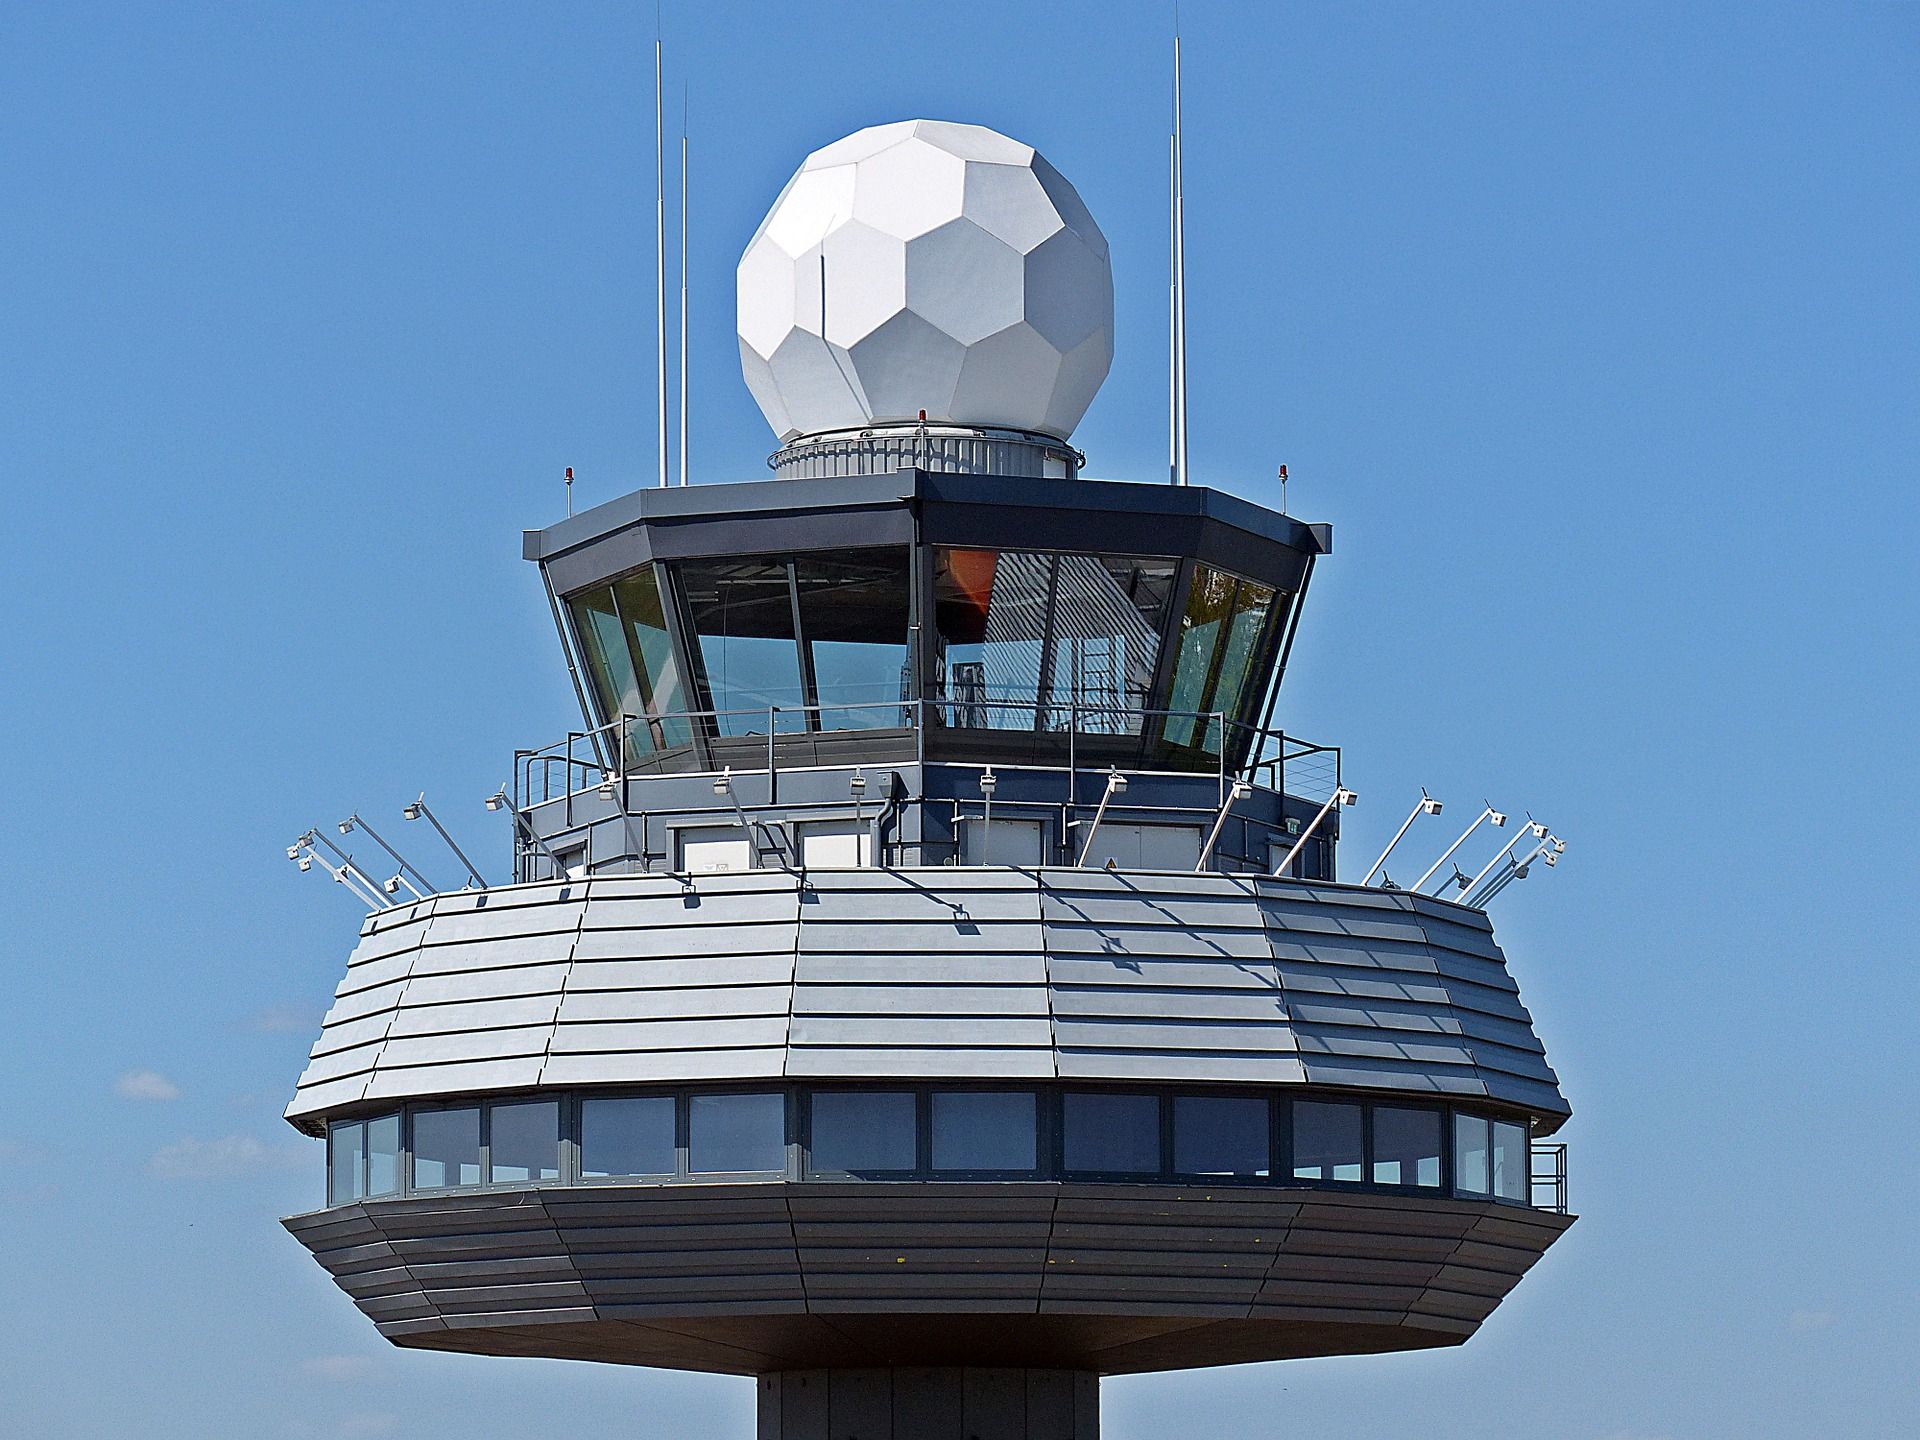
[737,119,1114,445]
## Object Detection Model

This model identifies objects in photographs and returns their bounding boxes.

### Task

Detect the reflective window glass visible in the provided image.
[794,551,910,730]
[1043,555,1176,733]
[412,1106,481,1189]
[930,1091,1037,1172]
[581,1096,677,1178]
[809,1091,917,1174]
[1163,567,1281,753]
[688,1092,786,1173]
[932,549,1176,735]
[488,1101,559,1184]
[613,568,692,749]
[676,557,807,737]
[366,1113,401,1197]
[1063,1092,1161,1175]
[1493,1120,1529,1202]
[1454,1113,1492,1195]
[933,548,1047,730]
[1371,1107,1443,1187]
[1291,1100,1363,1182]
[1173,1095,1270,1177]
[328,1121,365,1205]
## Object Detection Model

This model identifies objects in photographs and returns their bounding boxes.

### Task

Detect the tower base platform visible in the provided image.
[758,1369,1097,1440]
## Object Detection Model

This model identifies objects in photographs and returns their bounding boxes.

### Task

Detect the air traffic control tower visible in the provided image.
[285,121,1573,1439]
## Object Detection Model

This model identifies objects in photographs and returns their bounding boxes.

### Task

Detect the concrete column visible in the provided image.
[756,1368,1098,1440]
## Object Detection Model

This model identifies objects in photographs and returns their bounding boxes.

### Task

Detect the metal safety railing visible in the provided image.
[1530,1141,1570,1215]
[513,697,1341,813]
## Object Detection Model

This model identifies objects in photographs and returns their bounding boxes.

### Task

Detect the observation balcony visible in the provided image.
[505,700,1343,887]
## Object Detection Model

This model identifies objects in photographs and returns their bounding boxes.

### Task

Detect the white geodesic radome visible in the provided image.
[737,119,1114,445]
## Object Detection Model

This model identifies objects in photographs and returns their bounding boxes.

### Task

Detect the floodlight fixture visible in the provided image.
[1412,804,1506,894]
[402,793,488,888]
[1076,769,1131,867]
[1196,778,1253,871]
[1468,832,1565,907]
[1274,787,1356,878]
[978,768,998,864]
[714,768,734,797]
[337,812,434,899]
[297,856,312,872]
[599,772,621,802]
[1459,814,1546,902]
[1362,789,1444,886]
[849,770,868,797]
[485,790,507,812]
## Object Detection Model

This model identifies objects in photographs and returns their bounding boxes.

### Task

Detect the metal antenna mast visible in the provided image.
[1170,25,1190,486]
[678,86,689,486]
[653,16,669,489]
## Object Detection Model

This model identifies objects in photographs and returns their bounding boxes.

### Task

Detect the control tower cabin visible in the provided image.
[285,121,1572,1440]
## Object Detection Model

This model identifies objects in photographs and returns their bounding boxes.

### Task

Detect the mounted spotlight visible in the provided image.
[383,876,402,895]
[1196,778,1254,872]
[297,855,312,872]
[1363,789,1444,886]
[402,800,424,821]
[599,772,621,801]
[713,768,733,798]
[1273,787,1356,878]
[485,790,508,812]
[337,819,355,836]
[1076,769,1130,867]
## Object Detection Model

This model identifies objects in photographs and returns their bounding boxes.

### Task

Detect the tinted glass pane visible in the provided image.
[688,1092,786,1173]
[571,586,645,736]
[933,548,1046,729]
[677,557,806,737]
[1063,1092,1161,1175]
[1163,567,1281,753]
[1372,1107,1443,1187]
[412,1107,481,1189]
[581,1096,677,1177]
[488,1101,559,1183]
[613,568,693,749]
[1493,1120,1528,1201]
[328,1121,364,1205]
[809,1091,917,1174]
[366,1113,401,1197]
[1454,1113,1491,1195]
[1043,555,1176,734]
[795,551,910,729]
[1173,1095,1270,1177]
[1291,1100,1363,1182]
[931,1091,1037,1172]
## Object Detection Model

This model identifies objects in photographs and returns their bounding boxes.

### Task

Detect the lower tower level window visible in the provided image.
[413,1106,481,1189]
[1291,1100,1364,1182]
[931,1090,1037,1173]
[688,1092,786,1174]
[580,1095,676,1178]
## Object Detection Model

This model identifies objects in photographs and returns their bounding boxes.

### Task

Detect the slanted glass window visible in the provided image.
[676,557,808,737]
[1291,1100,1363,1182]
[932,548,1176,734]
[1454,1113,1492,1195]
[930,1091,1037,1173]
[809,1091,917,1174]
[1173,1095,1270,1178]
[581,1095,677,1178]
[1371,1107,1443,1188]
[567,566,691,758]
[328,1120,365,1205]
[612,569,693,748]
[794,552,911,729]
[688,1092,786,1174]
[488,1101,559,1184]
[1063,1092,1161,1175]
[412,1106,481,1189]
[1163,566,1281,754]
[366,1113,401,1198]
[1492,1120,1529,1202]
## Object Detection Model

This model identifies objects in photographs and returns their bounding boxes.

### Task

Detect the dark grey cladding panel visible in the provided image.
[288,868,1567,1129]
[285,1183,1569,1375]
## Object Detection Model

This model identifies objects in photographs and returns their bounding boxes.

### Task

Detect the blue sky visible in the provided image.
[2,2,1916,1436]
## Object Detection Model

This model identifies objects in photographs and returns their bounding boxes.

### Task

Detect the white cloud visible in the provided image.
[1789,1309,1836,1332]
[301,1356,376,1383]
[147,1134,308,1180]
[116,1069,182,1102]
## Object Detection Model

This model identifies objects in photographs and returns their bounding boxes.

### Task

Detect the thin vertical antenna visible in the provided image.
[1169,129,1178,487]
[678,86,689,487]
[654,24,669,489]
[1173,26,1190,487]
